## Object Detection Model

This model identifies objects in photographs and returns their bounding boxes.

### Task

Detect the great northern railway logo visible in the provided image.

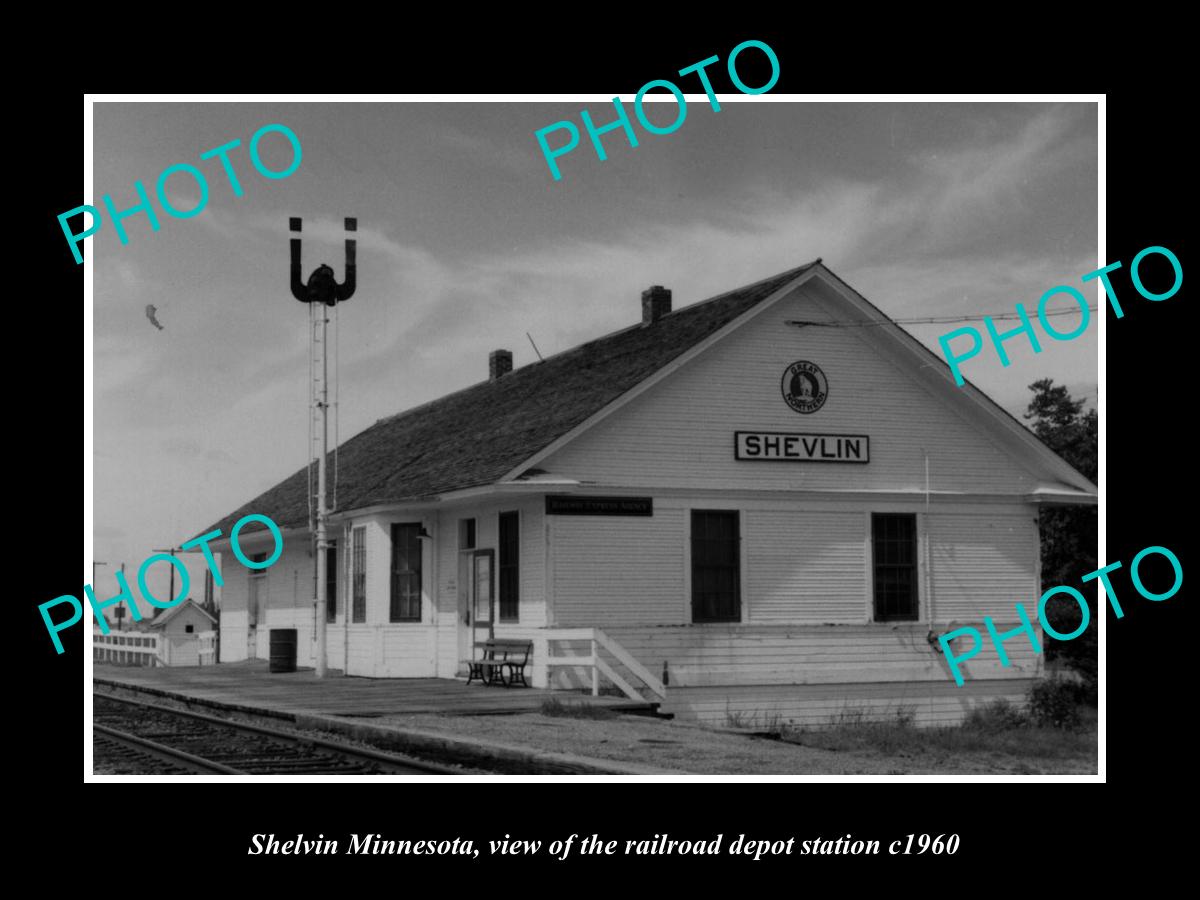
[781,360,828,414]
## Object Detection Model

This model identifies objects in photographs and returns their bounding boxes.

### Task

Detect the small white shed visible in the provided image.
[143,599,218,667]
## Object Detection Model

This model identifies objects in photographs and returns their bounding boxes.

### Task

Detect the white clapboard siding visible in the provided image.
[380,628,437,677]
[746,510,865,623]
[220,539,311,627]
[162,634,200,666]
[363,516,393,627]
[663,678,1039,728]
[516,500,547,628]
[341,625,438,677]
[434,508,462,678]
[542,284,1038,495]
[344,625,375,676]
[219,609,248,662]
[552,510,687,626]
[601,624,1041,687]
[326,624,346,672]
[929,512,1040,621]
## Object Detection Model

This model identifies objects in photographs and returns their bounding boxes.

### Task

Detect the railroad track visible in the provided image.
[93,692,459,775]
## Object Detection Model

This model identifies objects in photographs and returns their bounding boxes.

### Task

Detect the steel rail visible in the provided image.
[94,723,246,774]
[93,691,462,775]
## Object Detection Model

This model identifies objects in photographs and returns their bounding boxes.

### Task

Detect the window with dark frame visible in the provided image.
[691,510,741,623]
[459,518,476,551]
[499,511,519,622]
[390,523,423,622]
[351,527,367,623]
[872,513,919,622]
[326,544,337,623]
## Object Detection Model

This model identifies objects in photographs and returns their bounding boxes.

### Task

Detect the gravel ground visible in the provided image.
[91,684,1096,775]
[357,710,1097,775]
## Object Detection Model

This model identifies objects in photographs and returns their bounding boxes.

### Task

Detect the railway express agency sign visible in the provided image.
[735,431,869,463]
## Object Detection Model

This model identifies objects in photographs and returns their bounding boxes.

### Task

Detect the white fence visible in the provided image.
[94,629,219,667]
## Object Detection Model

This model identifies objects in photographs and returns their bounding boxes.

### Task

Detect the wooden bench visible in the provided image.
[463,639,533,688]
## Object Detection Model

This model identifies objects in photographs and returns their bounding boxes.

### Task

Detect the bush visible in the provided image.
[964,699,1028,732]
[1041,591,1098,701]
[1027,678,1083,729]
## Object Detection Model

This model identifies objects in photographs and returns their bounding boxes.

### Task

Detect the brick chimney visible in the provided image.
[642,285,672,325]
[489,349,513,381]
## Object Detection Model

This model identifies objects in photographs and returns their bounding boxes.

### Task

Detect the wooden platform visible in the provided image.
[93,661,651,719]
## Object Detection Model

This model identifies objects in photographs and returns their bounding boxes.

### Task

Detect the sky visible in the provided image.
[89,99,1099,603]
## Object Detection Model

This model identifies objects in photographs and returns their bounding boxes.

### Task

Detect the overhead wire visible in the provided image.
[786,306,1099,329]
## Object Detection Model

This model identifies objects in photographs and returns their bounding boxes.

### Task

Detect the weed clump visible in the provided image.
[964,699,1029,733]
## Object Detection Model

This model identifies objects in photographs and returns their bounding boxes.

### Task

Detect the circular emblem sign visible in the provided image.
[781,360,828,414]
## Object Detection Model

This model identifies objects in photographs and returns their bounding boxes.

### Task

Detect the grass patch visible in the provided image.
[724,707,783,734]
[964,698,1028,732]
[539,697,617,720]
[784,699,1095,761]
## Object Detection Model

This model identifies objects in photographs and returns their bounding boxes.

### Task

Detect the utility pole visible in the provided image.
[152,547,180,608]
[118,562,126,630]
[92,561,108,632]
[290,216,357,678]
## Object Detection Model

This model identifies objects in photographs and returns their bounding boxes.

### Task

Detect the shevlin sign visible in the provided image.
[735,431,869,463]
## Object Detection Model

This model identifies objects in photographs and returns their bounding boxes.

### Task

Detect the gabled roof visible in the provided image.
[145,599,217,630]
[202,261,822,536]
[811,265,1097,497]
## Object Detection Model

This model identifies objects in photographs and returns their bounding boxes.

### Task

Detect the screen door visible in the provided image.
[472,549,495,646]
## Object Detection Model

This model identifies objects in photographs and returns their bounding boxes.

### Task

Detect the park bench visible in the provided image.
[463,639,533,688]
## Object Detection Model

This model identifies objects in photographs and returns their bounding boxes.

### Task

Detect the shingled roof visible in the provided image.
[203,260,820,536]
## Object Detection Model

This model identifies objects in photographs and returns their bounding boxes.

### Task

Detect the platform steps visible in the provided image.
[543,628,667,711]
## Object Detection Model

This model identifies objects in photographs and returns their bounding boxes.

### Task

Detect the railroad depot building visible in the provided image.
[201,260,1097,725]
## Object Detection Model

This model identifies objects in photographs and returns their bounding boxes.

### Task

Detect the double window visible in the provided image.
[351,527,367,623]
[326,544,338,623]
[390,523,423,622]
[691,510,741,623]
[872,513,919,621]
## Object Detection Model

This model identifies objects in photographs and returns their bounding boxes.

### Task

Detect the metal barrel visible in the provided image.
[268,628,298,673]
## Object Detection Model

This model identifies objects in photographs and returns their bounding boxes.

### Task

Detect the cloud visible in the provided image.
[433,122,536,176]
[93,103,1097,558]
[247,113,1090,411]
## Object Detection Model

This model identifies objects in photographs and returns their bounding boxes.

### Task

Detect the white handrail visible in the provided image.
[542,627,665,702]
[593,628,666,698]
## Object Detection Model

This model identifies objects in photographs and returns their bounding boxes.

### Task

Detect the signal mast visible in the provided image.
[290,217,357,678]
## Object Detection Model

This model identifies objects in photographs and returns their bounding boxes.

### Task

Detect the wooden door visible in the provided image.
[247,575,261,659]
